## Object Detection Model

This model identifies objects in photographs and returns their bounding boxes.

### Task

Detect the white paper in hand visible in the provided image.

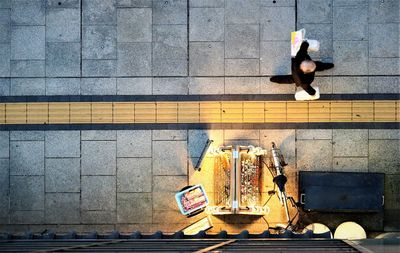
[291,29,306,57]
[295,87,320,101]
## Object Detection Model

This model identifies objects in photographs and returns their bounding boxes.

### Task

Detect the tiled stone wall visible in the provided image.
[0,129,398,232]
[0,0,399,96]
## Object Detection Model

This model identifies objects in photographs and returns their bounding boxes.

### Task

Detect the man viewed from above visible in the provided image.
[270,41,334,98]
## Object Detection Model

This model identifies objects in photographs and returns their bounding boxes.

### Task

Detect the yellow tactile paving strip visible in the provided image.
[0,100,399,124]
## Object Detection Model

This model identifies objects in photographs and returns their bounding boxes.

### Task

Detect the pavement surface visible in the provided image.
[0,0,399,235]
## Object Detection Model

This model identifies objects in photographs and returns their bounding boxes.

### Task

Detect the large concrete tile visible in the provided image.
[82,0,116,25]
[117,43,151,76]
[260,130,295,164]
[153,0,187,25]
[45,158,80,192]
[117,193,152,223]
[153,191,178,210]
[153,141,187,175]
[45,131,80,158]
[152,130,187,141]
[10,78,45,95]
[333,0,366,6]
[298,23,333,60]
[81,78,116,95]
[0,9,9,25]
[11,0,45,25]
[152,25,187,76]
[82,26,117,59]
[0,132,9,158]
[296,129,332,140]
[153,77,188,95]
[189,0,224,7]
[225,77,260,94]
[368,0,399,23]
[10,60,45,77]
[260,7,295,41]
[225,24,259,58]
[117,158,151,192]
[82,60,116,77]
[46,78,80,95]
[0,78,10,96]
[369,23,399,58]
[11,26,45,60]
[333,41,368,75]
[368,76,399,93]
[0,159,9,221]
[117,77,152,95]
[0,0,10,8]
[297,0,332,23]
[260,41,291,75]
[10,141,44,176]
[260,0,295,6]
[10,210,44,224]
[225,129,259,140]
[10,131,43,141]
[189,8,224,41]
[0,24,10,43]
[333,130,368,157]
[188,130,224,158]
[332,76,368,94]
[46,8,80,42]
[333,157,368,172]
[225,59,259,76]
[46,42,80,77]
[10,176,44,210]
[45,193,80,224]
[153,175,187,192]
[333,6,367,40]
[117,8,151,43]
[369,140,400,174]
[82,130,117,141]
[296,140,332,171]
[81,176,116,211]
[0,44,10,77]
[189,77,224,94]
[260,77,295,94]
[369,130,400,140]
[81,210,116,224]
[313,77,332,94]
[82,141,116,175]
[189,42,224,76]
[117,130,152,157]
[46,0,81,8]
[384,175,400,209]
[225,0,259,24]
[368,58,399,75]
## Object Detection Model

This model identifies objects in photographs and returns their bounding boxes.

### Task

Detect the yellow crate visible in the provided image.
[27,103,48,124]
[352,101,374,122]
[177,102,199,123]
[331,101,352,122]
[287,101,308,122]
[92,103,113,123]
[265,102,286,123]
[0,104,5,124]
[48,103,70,124]
[243,102,264,123]
[157,102,178,123]
[135,102,156,123]
[113,102,134,123]
[309,102,330,122]
[200,102,221,123]
[70,103,91,123]
[221,102,243,123]
[6,103,26,124]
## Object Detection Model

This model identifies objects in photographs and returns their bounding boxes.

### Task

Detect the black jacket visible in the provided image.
[291,41,316,95]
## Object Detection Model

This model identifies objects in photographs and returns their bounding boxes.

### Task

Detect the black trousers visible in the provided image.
[270,62,334,84]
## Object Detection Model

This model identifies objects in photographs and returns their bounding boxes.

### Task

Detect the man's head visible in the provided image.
[300,60,316,73]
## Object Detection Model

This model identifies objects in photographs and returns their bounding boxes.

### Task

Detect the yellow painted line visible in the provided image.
[0,100,399,125]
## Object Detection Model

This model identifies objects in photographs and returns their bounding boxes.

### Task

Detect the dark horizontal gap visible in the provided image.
[2,122,398,131]
[0,93,399,103]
